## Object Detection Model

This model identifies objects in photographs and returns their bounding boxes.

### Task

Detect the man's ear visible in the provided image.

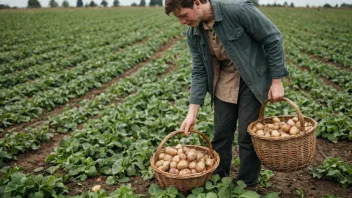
[194,0,200,6]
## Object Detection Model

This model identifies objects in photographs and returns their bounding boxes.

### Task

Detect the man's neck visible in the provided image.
[201,1,214,22]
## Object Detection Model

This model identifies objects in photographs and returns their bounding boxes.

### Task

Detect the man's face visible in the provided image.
[173,6,201,28]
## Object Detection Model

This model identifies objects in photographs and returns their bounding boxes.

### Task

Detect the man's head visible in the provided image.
[165,0,209,28]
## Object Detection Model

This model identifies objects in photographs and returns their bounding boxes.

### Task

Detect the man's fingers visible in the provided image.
[184,123,191,136]
[180,122,185,130]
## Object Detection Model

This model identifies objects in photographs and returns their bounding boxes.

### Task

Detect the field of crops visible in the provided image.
[0,6,351,198]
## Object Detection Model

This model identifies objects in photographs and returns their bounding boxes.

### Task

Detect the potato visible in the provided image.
[281,133,290,137]
[170,161,177,168]
[271,130,281,137]
[205,159,214,167]
[160,164,170,171]
[273,123,280,130]
[163,154,173,162]
[272,117,281,123]
[177,149,184,155]
[196,153,204,161]
[257,130,264,136]
[264,133,270,137]
[292,117,299,122]
[195,161,206,172]
[169,168,179,175]
[289,126,300,135]
[163,161,170,167]
[187,151,197,161]
[287,119,295,126]
[165,147,178,156]
[175,144,183,150]
[179,169,191,175]
[177,160,189,170]
[183,147,190,153]
[158,153,165,160]
[252,126,257,133]
[255,123,264,130]
[189,161,197,169]
[266,124,275,129]
[191,169,197,174]
[92,185,101,192]
[172,155,180,163]
[280,124,291,133]
[179,153,187,160]
[155,160,164,167]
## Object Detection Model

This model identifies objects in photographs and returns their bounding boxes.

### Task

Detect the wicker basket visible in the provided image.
[248,97,317,172]
[150,130,220,192]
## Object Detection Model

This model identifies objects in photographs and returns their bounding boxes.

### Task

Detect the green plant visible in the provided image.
[311,157,352,187]
[259,169,275,187]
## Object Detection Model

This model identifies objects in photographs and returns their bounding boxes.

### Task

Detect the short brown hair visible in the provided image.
[165,0,208,16]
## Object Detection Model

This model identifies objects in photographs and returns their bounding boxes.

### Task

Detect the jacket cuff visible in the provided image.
[190,97,204,106]
[271,68,289,79]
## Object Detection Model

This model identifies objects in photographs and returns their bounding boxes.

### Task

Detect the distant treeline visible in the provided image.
[260,2,352,8]
[1,1,351,9]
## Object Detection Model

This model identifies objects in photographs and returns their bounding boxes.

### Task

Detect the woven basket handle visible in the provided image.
[155,130,214,158]
[259,97,305,132]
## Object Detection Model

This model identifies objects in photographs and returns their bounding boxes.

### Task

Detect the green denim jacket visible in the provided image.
[187,0,289,105]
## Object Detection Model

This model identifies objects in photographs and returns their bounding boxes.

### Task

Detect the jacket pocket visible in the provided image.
[255,62,268,76]
[225,27,250,50]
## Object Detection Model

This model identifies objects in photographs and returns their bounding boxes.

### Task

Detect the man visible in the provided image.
[164,0,288,188]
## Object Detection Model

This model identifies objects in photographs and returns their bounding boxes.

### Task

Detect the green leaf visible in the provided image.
[239,191,260,198]
[264,192,280,198]
[205,192,217,198]
[148,183,162,196]
[112,159,123,175]
[191,187,204,195]
[210,174,221,185]
[34,167,44,172]
[221,177,233,186]
[236,180,247,189]
[166,186,179,195]
[106,176,116,185]
[32,191,45,198]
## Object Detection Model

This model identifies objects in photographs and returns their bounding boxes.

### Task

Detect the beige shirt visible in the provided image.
[202,20,241,104]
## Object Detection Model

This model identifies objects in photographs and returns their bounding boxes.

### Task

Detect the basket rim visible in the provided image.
[248,115,318,141]
[150,145,220,179]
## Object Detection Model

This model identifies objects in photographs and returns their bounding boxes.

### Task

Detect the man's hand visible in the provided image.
[180,104,200,136]
[268,79,284,102]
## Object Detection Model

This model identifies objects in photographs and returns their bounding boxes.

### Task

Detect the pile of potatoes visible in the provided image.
[252,116,313,138]
[155,144,215,176]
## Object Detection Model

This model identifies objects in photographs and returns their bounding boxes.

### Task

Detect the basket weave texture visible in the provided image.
[150,130,220,192]
[248,97,317,172]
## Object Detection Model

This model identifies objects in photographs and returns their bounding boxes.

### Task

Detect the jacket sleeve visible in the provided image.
[187,31,208,105]
[234,1,289,79]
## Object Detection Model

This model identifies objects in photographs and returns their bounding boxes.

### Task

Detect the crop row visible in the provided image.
[0,9,160,59]
[285,41,352,92]
[0,18,149,77]
[0,24,184,129]
[286,31,351,68]
[0,37,189,166]
[0,23,161,101]
[0,15,167,77]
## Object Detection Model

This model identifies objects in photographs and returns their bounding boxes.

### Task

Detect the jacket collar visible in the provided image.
[211,0,222,22]
[194,0,222,36]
